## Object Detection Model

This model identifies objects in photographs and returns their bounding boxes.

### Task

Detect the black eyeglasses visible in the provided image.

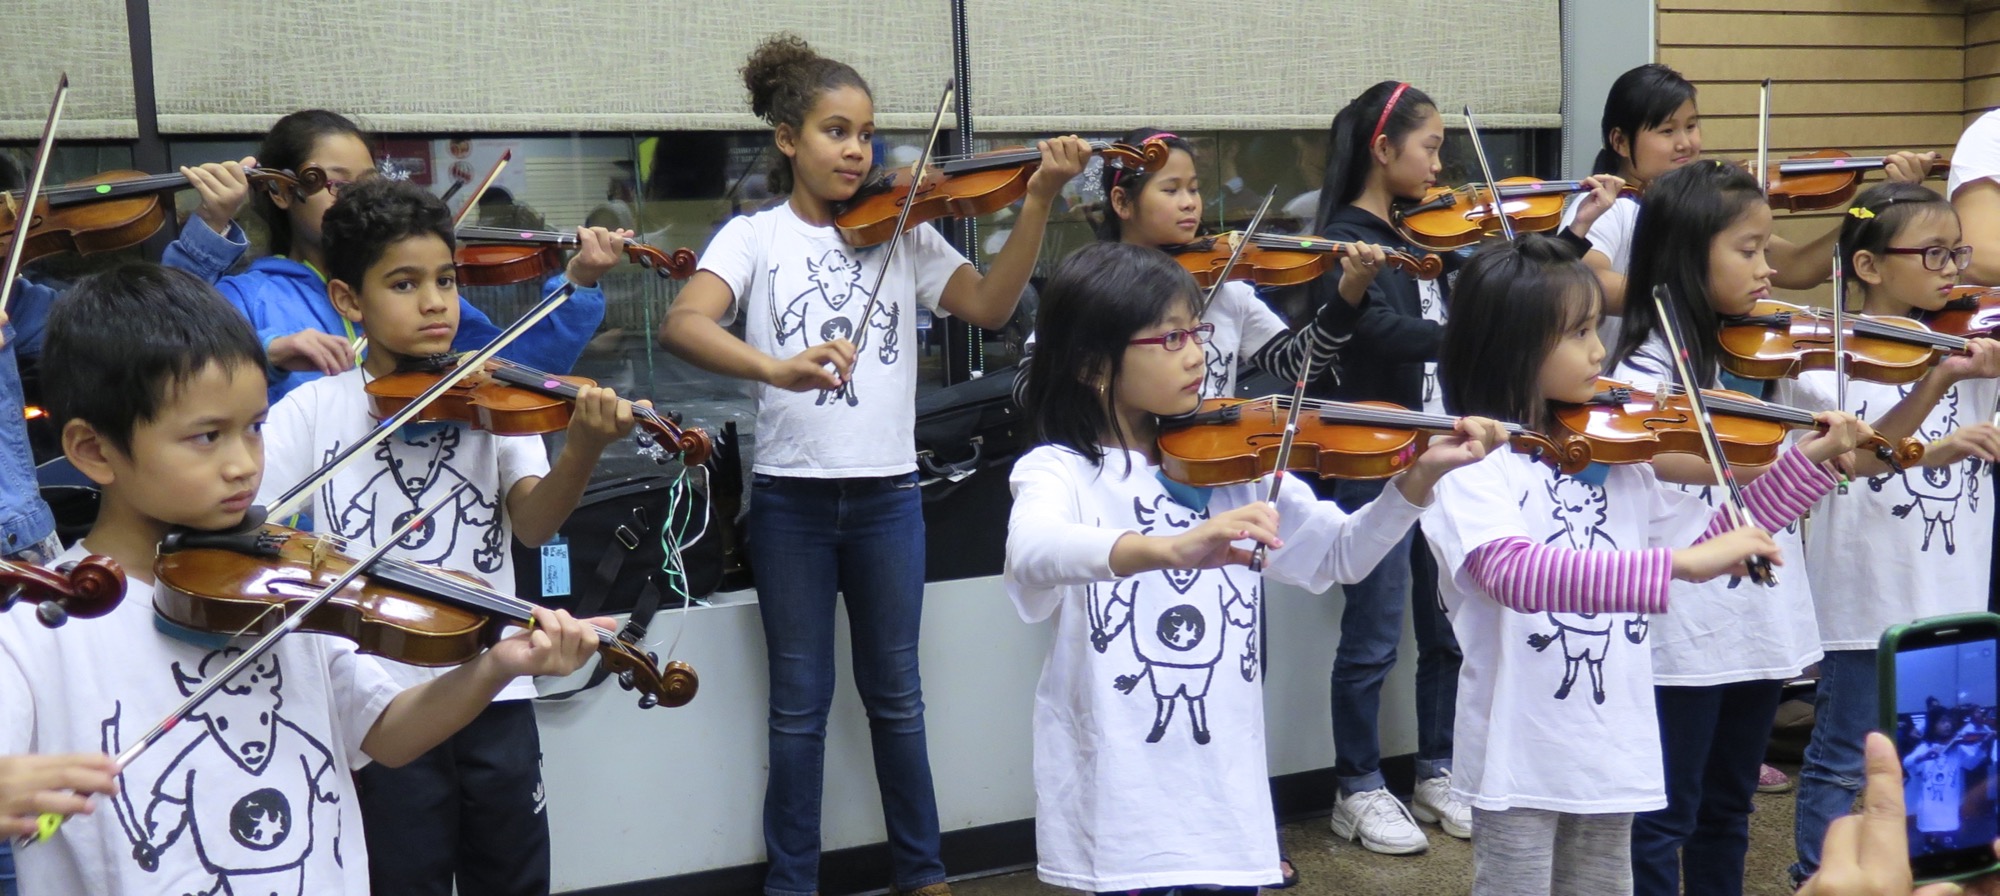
[1127,323,1214,351]
[1884,245,1974,273]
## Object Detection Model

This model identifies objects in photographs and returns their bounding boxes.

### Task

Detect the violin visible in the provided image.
[0,166,327,264]
[0,555,126,628]
[1553,378,1922,470]
[1157,396,1590,486]
[1719,300,1970,385]
[1167,231,1444,287]
[154,523,695,708]
[1920,285,2000,338]
[1396,177,1639,250]
[836,140,1169,247]
[365,355,715,466]
[1750,150,1950,213]
[455,225,697,286]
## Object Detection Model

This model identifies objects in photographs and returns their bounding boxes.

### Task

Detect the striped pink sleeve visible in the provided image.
[1699,446,1836,541]
[1465,537,1674,615]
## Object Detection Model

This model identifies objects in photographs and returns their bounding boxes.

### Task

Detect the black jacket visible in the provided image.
[1309,205,1456,410]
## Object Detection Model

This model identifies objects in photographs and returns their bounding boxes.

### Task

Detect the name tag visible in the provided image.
[540,537,571,598]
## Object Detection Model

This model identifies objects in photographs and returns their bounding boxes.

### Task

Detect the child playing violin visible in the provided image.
[1006,240,1503,894]
[0,263,603,896]
[210,109,623,403]
[1771,183,2000,886]
[249,176,634,896]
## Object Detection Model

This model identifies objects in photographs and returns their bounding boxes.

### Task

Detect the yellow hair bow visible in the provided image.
[1849,206,1877,220]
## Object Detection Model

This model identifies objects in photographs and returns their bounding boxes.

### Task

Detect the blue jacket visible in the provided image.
[0,221,248,555]
[212,257,606,404]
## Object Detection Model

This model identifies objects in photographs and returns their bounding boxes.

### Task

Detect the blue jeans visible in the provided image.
[1,838,13,896]
[748,473,944,896]
[1631,679,1785,896]
[1326,478,1460,793]
[1791,649,1878,883]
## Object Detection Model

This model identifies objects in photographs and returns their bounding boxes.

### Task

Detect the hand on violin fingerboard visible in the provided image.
[1935,336,2000,384]
[485,607,612,679]
[1566,174,1628,240]
[182,156,255,237]
[1336,242,1388,305]
[0,753,119,838]
[564,226,634,288]
[1398,416,1509,505]
[1796,411,1875,466]
[1881,151,1942,185]
[1024,136,1094,204]
[563,384,642,455]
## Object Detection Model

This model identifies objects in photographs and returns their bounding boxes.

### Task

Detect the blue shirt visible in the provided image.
[0,221,249,556]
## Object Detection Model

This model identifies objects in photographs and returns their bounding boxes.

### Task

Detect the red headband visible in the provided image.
[1370,83,1411,147]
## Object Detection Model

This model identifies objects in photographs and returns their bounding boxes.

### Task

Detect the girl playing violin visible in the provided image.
[1005,240,1501,895]
[1571,63,1937,313]
[1770,182,2000,887]
[212,109,622,403]
[1426,233,1867,896]
[1307,80,1624,853]
[1608,159,1896,896]
[1095,127,1369,399]
[656,33,1088,896]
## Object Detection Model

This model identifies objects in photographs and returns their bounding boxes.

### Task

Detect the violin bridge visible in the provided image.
[309,536,331,575]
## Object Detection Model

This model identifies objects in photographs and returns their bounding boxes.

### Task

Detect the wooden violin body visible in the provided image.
[1157,396,1588,486]
[1752,150,1950,214]
[156,524,697,708]
[836,140,1168,247]
[367,356,715,466]
[1395,177,1637,250]
[1167,232,1443,287]
[1554,379,1924,470]
[1922,286,2000,339]
[0,555,126,627]
[455,225,697,285]
[1,166,326,264]
[1719,300,1953,385]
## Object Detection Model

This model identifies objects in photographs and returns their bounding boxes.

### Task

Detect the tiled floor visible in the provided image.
[953,778,1808,896]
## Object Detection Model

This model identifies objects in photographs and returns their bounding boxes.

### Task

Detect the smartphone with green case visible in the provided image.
[1879,613,2000,883]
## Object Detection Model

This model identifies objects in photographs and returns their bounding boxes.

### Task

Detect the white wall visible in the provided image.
[535,575,1425,892]
[1562,0,1657,178]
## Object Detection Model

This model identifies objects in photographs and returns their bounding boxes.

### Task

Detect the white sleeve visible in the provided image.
[1421,454,1533,593]
[1256,474,1427,592]
[1003,450,1125,622]
[1561,195,1634,268]
[1642,464,1720,548]
[496,433,552,493]
[319,637,402,769]
[1226,282,1289,357]
[255,385,319,509]
[907,222,972,316]
[0,627,34,754]
[1951,111,2000,199]
[697,216,761,327]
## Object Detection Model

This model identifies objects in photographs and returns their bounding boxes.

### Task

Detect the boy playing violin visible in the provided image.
[0,263,604,895]
[254,176,634,896]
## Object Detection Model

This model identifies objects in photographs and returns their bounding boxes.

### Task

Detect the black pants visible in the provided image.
[357,699,549,896]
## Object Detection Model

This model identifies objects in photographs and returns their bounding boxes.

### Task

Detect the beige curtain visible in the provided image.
[965,1,1562,133]
[146,1,956,134]
[0,6,139,139]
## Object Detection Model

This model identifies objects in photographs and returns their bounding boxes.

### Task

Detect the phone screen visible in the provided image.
[1893,632,2000,878]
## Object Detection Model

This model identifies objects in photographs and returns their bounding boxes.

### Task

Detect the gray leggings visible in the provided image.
[1472,807,1634,896]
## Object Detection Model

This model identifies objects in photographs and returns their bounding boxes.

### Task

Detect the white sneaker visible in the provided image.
[1329,788,1429,855]
[1411,774,1473,839]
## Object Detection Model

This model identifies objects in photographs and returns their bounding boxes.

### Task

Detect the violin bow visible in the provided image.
[1227,187,1294,575]
[26,483,468,847]
[347,151,517,362]
[1832,243,1850,494]
[264,278,577,522]
[0,73,68,318]
[1756,79,1773,196]
[1201,187,1277,317]
[1461,106,1515,243]
[1651,284,1776,586]
[847,78,955,362]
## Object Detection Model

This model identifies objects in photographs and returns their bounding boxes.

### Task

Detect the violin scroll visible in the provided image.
[628,245,699,280]
[1396,250,1445,280]
[1098,140,1172,178]
[0,555,128,628]
[600,637,699,709]
[1512,431,1594,476]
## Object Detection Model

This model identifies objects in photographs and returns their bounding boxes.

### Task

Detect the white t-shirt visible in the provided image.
[700,204,967,478]
[1951,110,2000,200]
[1422,450,1717,813]
[1005,445,1425,891]
[1613,342,1822,683]
[1563,193,1641,347]
[1201,281,1289,398]
[258,368,550,698]
[1774,371,2000,650]
[0,545,401,896]
[1417,277,1447,415]
[1908,739,1983,833]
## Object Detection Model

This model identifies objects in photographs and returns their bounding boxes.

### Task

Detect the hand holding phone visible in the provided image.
[1880,614,2000,885]
[1800,732,2000,895]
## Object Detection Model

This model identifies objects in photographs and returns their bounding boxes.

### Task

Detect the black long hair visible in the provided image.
[1592,64,1698,177]
[741,33,872,196]
[254,110,370,255]
[1839,182,1953,292]
[1094,127,1197,242]
[1440,234,1603,433]
[1313,80,1436,232]
[1022,242,1202,468]
[1612,160,1765,387]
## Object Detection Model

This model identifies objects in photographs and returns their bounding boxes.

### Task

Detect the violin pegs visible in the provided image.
[617,671,635,690]
[646,650,660,665]
[638,693,659,710]
[0,583,18,613]
[36,600,67,628]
